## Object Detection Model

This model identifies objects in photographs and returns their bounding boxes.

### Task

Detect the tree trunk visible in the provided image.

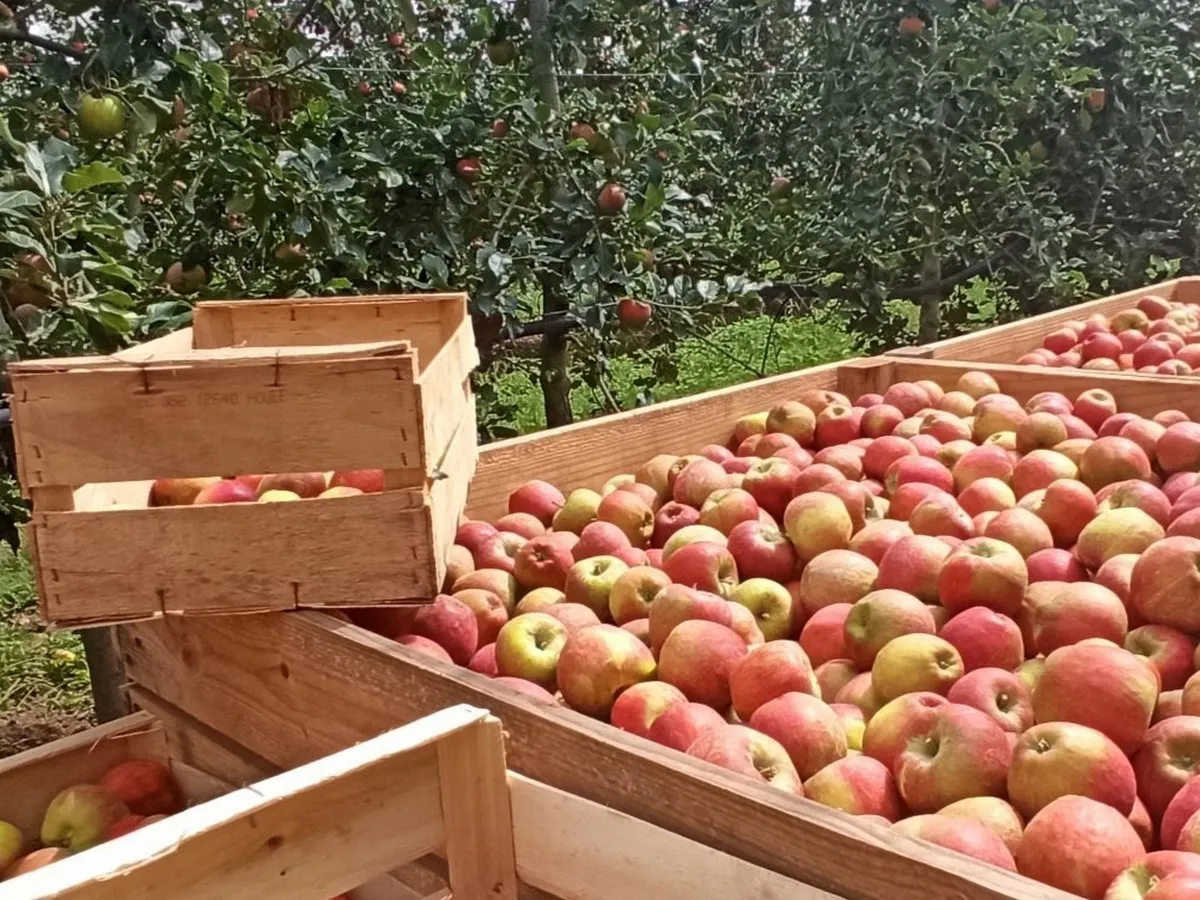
[918,219,943,344]
[527,0,572,427]
[80,627,131,723]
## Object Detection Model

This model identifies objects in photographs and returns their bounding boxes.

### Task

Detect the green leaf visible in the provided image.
[4,231,48,256]
[379,168,403,188]
[422,253,449,284]
[0,116,25,154]
[63,162,125,193]
[84,261,139,288]
[97,289,135,309]
[203,62,230,110]
[0,191,39,214]
[23,145,50,196]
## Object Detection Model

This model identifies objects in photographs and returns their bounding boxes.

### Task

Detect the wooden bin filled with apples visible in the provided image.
[8,293,478,628]
[893,276,1200,377]
[109,353,1200,900]
[0,701,849,900]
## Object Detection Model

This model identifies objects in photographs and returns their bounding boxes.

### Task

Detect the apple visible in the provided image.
[947,668,1032,733]
[815,659,859,702]
[883,382,931,416]
[908,493,975,540]
[891,815,1015,871]
[1025,547,1089,583]
[1034,642,1158,754]
[1080,437,1154,490]
[1021,581,1129,655]
[1133,716,1200,821]
[1126,625,1198,691]
[802,754,905,820]
[255,472,326,498]
[610,681,687,739]
[766,400,816,445]
[608,566,670,625]
[729,578,793,640]
[646,700,726,751]
[443,544,474,592]
[41,784,130,852]
[663,542,739,597]
[725,520,796,582]
[1158,690,1184,723]
[1077,508,1165,570]
[740,458,801,522]
[843,589,936,669]
[0,821,21,873]
[871,633,964,703]
[783,492,853,563]
[597,490,655,547]
[935,537,1027,619]
[862,692,948,772]
[494,612,569,688]
[4,848,71,879]
[412,594,478,665]
[795,550,878,620]
[99,758,180,817]
[1011,449,1079,498]
[1159,422,1200,474]
[697,488,759,537]
[1018,796,1146,900]
[686,724,803,795]
[552,488,602,534]
[750,691,848,779]
[672,458,730,508]
[661,524,727,562]
[150,476,220,506]
[875,535,951,604]
[835,671,881,719]
[939,607,1023,672]
[893,703,1012,813]
[1105,853,1200,900]
[729,640,818,720]
[659,620,748,709]
[647,583,733,653]
[468,643,499,675]
[651,502,701,548]
[938,797,1024,857]
[193,479,257,504]
[557,624,656,716]
[564,555,629,618]
[1007,720,1136,820]
[1035,478,1098,547]
[980,508,1053,559]
[799,603,852,666]
[1075,389,1120,431]
[456,520,499,555]
[513,535,576,590]
[1131,537,1200,633]
[329,468,385,495]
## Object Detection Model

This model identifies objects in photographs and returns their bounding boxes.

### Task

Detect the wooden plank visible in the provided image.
[5,706,493,900]
[111,328,195,361]
[429,397,479,584]
[119,612,1072,900]
[466,360,845,521]
[33,490,438,626]
[11,346,422,487]
[0,713,164,837]
[510,774,844,900]
[417,316,478,474]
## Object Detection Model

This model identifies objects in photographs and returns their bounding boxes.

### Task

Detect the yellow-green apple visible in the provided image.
[608,566,670,625]
[1164,778,1200,849]
[646,700,726,751]
[658,620,748,709]
[871,633,964,703]
[1021,581,1129,655]
[862,692,948,772]
[1126,625,1197,691]
[830,702,866,750]
[799,603,852,666]
[698,488,759,536]
[936,537,1027,618]
[1080,437,1154,490]
[1007,720,1136,818]
[891,815,1016,870]
[150,476,220,506]
[729,578,793,640]
[1035,477,1098,547]
[796,550,878,618]
[469,643,498,675]
[1133,716,1200,820]
[508,479,565,525]
[1131,537,1200,633]
[193,478,257,504]
[1105,853,1200,900]
[663,542,738,598]
[686,724,803,795]
[651,501,700,549]
[609,680,687,739]
[749,691,848,779]
[1098,480,1171,528]
[647,584,733,653]
[726,520,797,582]
[1034,643,1157,753]
[816,659,859,702]
[1077,508,1165,570]
[545,602,602,634]
[552,488,602,533]
[573,522,632,561]
[843,589,937,669]
[1017,657,1045,693]
[1018,795,1145,900]
[862,403,905,439]
[494,612,569,688]
[893,703,1011,813]
[1158,690,1184,722]
[443,544,474,592]
[412,594,478,665]
[939,389,977,415]
[766,400,816,444]
[863,436,918,482]
[513,534,576,590]
[597,489,655,546]
[5,847,70,879]
[1026,547,1089,583]
[563,555,628,618]
[982,507,1053,559]
[0,821,22,872]
[1011,449,1079,498]
[802,754,905,820]
[1016,411,1069,454]
[875,535,951,604]
[661,524,727,562]
[41,784,130,852]
[557,624,656,716]
[835,671,881,719]
[255,472,325,498]
[816,480,878,531]
[515,586,565,614]
[729,641,818,720]
[1159,422,1200,474]
[783,492,853,564]
[672,458,730,508]
[850,520,913,566]
[1075,388,1119,430]
[938,607,1024,673]
[946,668,1032,733]
[741,457,802,522]
[938,797,1024,857]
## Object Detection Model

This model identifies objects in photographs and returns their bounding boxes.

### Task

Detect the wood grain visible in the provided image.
[119,612,1073,900]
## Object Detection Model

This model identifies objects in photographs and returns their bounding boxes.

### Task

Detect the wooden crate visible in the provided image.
[893,276,1200,366]
[0,699,857,900]
[9,294,479,628]
[112,354,1160,900]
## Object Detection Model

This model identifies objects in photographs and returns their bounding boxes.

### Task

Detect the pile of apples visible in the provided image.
[148,469,384,506]
[1017,292,1200,376]
[347,368,1200,900]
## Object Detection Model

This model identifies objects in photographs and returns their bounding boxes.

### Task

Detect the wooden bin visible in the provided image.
[9,294,479,628]
[110,355,1161,900]
[0,700,857,900]
[892,276,1200,367]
